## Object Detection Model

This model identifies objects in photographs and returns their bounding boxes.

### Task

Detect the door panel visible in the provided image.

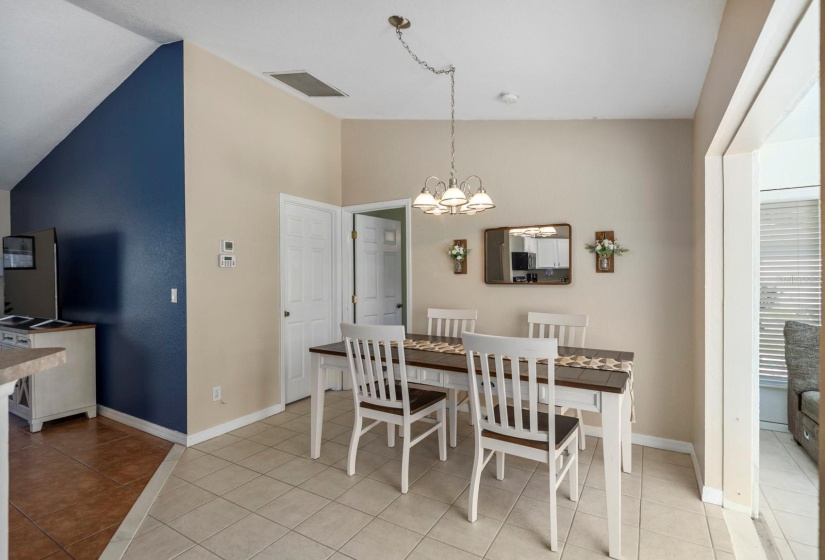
[355,214,402,326]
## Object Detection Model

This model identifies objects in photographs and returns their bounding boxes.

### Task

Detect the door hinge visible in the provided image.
[351,230,357,240]
[352,295,358,304]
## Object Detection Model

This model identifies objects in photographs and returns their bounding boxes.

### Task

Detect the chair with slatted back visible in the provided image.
[463,332,578,552]
[427,308,478,446]
[341,323,447,493]
[528,312,589,450]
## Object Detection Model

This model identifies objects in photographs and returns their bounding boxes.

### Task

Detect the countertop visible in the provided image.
[0,348,66,385]
[0,316,96,335]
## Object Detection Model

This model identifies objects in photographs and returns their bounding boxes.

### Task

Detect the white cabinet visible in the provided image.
[5,325,96,431]
[535,238,570,269]
[556,239,570,268]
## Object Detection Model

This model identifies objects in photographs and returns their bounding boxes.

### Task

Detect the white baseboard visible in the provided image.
[97,405,187,446]
[702,486,724,505]
[185,402,285,447]
[760,421,789,432]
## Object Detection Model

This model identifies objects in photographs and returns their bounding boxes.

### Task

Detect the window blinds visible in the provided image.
[759,199,821,379]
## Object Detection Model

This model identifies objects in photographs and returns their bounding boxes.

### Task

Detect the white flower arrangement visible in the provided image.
[585,238,629,257]
[448,244,470,261]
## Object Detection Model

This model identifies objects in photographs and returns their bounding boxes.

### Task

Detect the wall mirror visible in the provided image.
[484,224,572,285]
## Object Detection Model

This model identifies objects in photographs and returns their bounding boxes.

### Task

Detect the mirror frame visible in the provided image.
[483,223,573,286]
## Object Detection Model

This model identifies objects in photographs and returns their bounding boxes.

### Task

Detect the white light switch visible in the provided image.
[171,288,178,303]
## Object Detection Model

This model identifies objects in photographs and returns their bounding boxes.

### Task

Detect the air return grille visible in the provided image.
[265,71,347,97]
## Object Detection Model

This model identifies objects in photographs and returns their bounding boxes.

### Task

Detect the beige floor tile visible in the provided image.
[521,470,582,510]
[331,428,381,448]
[761,484,819,518]
[500,453,540,473]
[367,458,429,489]
[259,411,302,426]
[406,537,480,560]
[639,501,711,547]
[427,505,503,557]
[566,511,639,560]
[123,524,196,559]
[410,469,469,504]
[223,476,292,511]
[576,485,641,527]
[328,410,356,427]
[192,464,261,495]
[295,502,373,549]
[359,438,403,459]
[593,444,644,476]
[562,543,619,559]
[760,466,818,496]
[406,442,446,469]
[250,427,302,448]
[479,460,532,494]
[229,422,272,439]
[175,546,223,560]
[174,454,233,482]
[331,449,391,476]
[637,528,713,560]
[640,477,704,514]
[267,457,328,485]
[320,421,351,441]
[193,434,244,453]
[149,483,217,523]
[760,506,786,541]
[238,448,297,473]
[430,451,475,479]
[285,399,312,415]
[159,474,188,495]
[340,518,422,560]
[506,494,575,540]
[280,415,313,433]
[641,459,697,488]
[704,503,724,519]
[179,448,206,464]
[714,551,735,560]
[273,432,313,455]
[707,517,733,553]
[301,441,351,466]
[253,530,335,560]
[773,537,798,560]
[760,448,802,471]
[642,448,692,468]
[379,492,451,535]
[256,487,330,529]
[300,466,363,499]
[201,514,288,560]
[451,436,477,457]
[788,540,819,560]
[135,514,162,537]
[585,464,642,498]
[486,523,562,560]
[212,440,269,462]
[336,478,402,516]
[773,509,818,547]
[456,483,519,521]
[167,497,250,543]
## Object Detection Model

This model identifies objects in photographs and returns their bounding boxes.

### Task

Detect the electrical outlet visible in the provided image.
[212,386,221,401]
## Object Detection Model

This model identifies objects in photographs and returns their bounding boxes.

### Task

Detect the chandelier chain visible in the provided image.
[395,27,456,179]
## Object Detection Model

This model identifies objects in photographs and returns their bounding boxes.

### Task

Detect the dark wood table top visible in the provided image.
[310,333,632,394]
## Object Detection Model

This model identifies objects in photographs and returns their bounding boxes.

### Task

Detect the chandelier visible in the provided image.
[389,15,495,216]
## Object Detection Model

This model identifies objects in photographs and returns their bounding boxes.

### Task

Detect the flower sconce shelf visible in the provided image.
[585,231,629,274]
[449,240,469,274]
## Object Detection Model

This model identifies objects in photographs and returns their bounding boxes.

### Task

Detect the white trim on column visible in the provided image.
[185,403,285,447]
[97,405,187,445]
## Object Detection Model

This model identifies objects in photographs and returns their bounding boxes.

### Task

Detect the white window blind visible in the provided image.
[759,198,822,379]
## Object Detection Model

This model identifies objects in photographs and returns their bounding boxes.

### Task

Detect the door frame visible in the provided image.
[342,198,413,332]
[278,193,342,406]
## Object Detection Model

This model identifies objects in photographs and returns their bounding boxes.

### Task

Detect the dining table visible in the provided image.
[308,333,633,560]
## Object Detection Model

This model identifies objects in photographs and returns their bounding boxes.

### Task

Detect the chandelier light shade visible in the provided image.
[390,15,495,217]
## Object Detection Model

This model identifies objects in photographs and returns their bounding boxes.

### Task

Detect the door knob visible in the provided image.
[284,311,290,317]
[396,303,403,309]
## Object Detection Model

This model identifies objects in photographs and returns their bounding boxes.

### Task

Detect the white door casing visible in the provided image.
[354,214,402,325]
[280,196,339,403]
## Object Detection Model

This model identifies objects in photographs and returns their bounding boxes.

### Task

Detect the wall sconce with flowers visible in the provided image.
[448,240,470,274]
[585,231,629,273]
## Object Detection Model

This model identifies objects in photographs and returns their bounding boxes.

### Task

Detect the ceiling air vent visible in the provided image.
[265,71,347,97]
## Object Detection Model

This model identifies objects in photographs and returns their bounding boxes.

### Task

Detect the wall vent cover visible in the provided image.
[265,71,347,97]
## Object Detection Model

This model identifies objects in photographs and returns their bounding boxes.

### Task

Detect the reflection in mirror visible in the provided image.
[484,224,572,285]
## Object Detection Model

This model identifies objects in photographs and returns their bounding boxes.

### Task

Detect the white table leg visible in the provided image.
[621,389,632,473]
[602,392,622,560]
[1,380,17,559]
[447,389,458,448]
[310,353,325,459]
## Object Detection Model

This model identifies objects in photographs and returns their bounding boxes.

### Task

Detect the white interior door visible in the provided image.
[354,214,402,325]
[282,201,334,403]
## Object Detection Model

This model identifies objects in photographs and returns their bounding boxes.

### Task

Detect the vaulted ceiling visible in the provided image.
[2,0,727,189]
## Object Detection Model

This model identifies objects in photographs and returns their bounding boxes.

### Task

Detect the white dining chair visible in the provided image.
[427,308,478,446]
[463,332,579,552]
[341,323,447,493]
[528,312,589,450]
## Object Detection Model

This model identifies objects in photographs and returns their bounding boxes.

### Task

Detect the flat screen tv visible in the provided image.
[3,228,60,319]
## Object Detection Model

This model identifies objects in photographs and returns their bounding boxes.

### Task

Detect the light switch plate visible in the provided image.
[171,288,178,303]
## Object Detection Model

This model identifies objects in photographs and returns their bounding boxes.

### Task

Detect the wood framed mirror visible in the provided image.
[484,224,572,285]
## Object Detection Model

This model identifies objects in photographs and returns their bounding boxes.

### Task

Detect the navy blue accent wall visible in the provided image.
[12,42,187,433]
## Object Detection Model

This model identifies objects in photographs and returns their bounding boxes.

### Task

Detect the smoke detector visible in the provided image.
[499,91,519,104]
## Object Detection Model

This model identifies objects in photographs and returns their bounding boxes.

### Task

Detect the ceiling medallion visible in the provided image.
[389,15,495,216]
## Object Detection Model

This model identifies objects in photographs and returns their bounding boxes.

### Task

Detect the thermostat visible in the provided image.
[219,254,236,268]
[221,239,235,252]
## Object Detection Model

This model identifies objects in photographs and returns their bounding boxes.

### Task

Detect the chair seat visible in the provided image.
[481,404,579,450]
[361,384,447,416]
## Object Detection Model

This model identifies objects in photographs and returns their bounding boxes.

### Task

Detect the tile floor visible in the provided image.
[759,429,819,560]
[127,391,736,559]
[8,412,173,560]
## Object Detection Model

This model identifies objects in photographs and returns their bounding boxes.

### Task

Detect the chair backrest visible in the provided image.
[527,312,588,347]
[463,332,558,447]
[341,323,410,414]
[427,308,478,337]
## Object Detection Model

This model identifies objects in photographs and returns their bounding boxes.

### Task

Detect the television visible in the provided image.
[3,228,60,319]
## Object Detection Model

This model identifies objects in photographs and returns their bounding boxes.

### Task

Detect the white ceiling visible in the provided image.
[0,0,158,189]
[4,0,726,189]
[766,81,821,144]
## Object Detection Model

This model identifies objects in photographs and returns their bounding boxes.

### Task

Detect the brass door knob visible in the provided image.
[284,311,291,317]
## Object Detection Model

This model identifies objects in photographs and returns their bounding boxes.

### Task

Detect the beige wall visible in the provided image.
[343,119,694,442]
[184,43,342,433]
[691,0,774,489]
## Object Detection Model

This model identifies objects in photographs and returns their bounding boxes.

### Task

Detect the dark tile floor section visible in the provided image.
[8,412,173,560]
